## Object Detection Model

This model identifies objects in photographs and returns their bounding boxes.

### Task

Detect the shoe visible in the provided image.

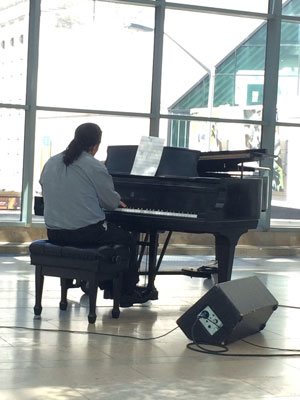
[104,286,147,300]
[105,285,159,302]
[129,286,159,301]
[143,287,158,300]
[120,288,157,308]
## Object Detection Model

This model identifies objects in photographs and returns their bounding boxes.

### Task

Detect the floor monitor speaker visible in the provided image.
[176,276,278,345]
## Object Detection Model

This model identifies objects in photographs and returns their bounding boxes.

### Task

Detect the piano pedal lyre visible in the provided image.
[181,260,218,279]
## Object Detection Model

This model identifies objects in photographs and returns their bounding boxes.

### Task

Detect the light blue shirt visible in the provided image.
[40,151,120,230]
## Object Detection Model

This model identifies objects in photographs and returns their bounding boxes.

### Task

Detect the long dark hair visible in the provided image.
[63,123,102,166]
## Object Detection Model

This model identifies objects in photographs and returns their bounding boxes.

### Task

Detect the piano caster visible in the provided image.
[112,309,120,319]
[34,305,42,316]
[59,301,68,310]
[88,314,97,324]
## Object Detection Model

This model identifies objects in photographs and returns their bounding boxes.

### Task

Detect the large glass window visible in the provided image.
[269,19,300,223]
[33,111,150,200]
[166,118,262,151]
[0,108,24,217]
[162,10,266,121]
[271,126,300,221]
[162,9,266,158]
[0,0,28,104]
[0,0,299,228]
[0,0,28,221]
[37,1,154,113]
[277,21,300,123]
[282,0,300,16]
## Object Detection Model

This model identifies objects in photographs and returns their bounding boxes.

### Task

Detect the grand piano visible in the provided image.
[34,146,267,291]
[103,145,268,289]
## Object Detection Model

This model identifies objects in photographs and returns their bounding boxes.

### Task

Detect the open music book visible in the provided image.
[131,136,165,176]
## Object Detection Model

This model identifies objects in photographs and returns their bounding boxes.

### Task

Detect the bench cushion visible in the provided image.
[29,240,130,273]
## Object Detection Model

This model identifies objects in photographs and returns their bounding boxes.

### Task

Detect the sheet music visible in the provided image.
[131,136,165,176]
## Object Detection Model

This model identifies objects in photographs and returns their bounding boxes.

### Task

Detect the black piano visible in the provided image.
[34,146,267,290]
[104,145,267,288]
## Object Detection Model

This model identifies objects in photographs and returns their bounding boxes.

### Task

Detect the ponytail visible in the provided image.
[63,123,102,166]
[63,139,82,166]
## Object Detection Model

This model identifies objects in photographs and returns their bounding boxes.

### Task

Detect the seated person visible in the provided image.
[39,122,154,307]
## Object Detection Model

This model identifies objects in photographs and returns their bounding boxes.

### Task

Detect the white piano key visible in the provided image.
[113,208,197,219]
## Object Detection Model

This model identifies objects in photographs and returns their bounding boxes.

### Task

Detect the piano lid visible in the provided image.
[197,148,268,174]
[105,145,268,177]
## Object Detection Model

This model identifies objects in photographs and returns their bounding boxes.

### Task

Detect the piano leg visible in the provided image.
[214,230,246,283]
[156,231,173,272]
[136,231,173,291]
[146,231,159,291]
[135,229,246,285]
[135,232,146,269]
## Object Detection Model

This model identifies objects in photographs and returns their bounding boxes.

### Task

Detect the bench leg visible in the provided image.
[34,265,44,317]
[88,279,98,324]
[111,273,122,319]
[60,278,69,310]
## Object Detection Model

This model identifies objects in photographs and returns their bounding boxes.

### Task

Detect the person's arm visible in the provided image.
[91,162,121,210]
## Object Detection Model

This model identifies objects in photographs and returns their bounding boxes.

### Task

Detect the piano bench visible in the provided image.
[29,240,130,324]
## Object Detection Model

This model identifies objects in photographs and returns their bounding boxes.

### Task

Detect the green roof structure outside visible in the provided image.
[169,0,300,113]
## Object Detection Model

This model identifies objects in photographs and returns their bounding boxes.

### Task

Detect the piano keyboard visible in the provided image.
[113,207,198,219]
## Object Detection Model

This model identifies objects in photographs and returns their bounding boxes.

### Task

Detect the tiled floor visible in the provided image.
[0,253,300,399]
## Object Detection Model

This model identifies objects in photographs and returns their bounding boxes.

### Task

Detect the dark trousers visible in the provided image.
[47,221,139,294]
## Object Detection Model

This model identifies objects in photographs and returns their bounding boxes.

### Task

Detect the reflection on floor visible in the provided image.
[0,253,300,399]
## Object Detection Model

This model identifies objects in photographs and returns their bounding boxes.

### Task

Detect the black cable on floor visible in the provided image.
[185,312,300,357]
[278,304,300,309]
[0,324,179,341]
[241,338,300,352]
[186,341,300,357]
